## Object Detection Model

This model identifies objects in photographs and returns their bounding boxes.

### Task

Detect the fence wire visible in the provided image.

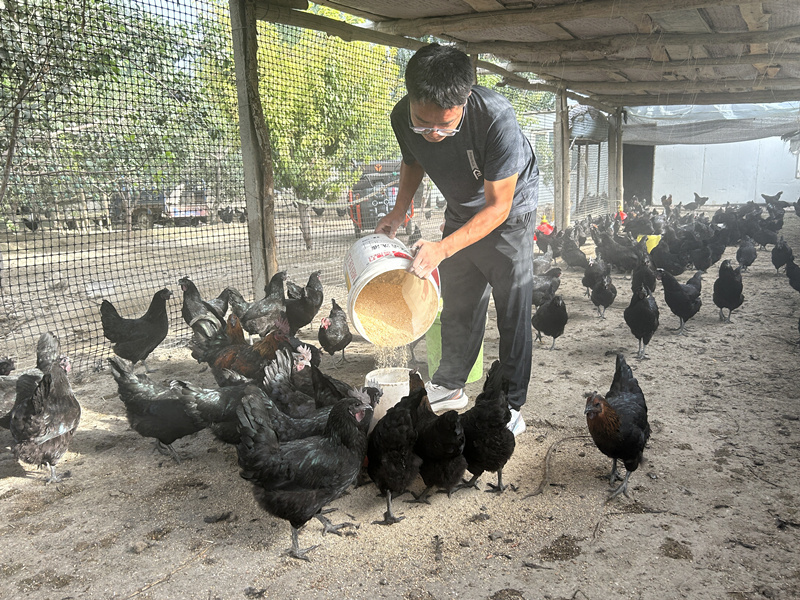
[1,1,602,375]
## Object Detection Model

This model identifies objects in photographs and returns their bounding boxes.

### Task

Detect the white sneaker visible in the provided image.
[507,408,526,437]
[425,382,468,412]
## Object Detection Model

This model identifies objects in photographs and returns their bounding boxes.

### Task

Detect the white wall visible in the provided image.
[652,137,800,205]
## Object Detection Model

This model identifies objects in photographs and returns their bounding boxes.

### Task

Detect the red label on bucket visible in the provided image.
[367,250,412,263]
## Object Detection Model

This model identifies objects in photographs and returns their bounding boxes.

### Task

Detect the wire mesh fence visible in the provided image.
[1,1,606,375]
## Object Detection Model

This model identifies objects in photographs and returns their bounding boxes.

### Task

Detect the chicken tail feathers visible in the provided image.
[481,360,506,398]
[236,391,279,478]
[100,300,125,342]
[609,354,645,403]
[107,355,135,383]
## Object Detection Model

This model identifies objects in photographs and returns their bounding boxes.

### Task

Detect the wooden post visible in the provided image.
[229,0,278,298]
[554,89,571,231]
[607,108,624,215]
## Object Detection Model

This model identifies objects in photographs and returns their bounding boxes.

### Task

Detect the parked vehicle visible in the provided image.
[347,160,413,235]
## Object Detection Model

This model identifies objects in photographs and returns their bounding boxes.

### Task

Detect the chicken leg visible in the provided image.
[486,469,509,493]
[155,440,183,464]
[372,491,405,526]
[285,525,318,561]
[606,470,633,502]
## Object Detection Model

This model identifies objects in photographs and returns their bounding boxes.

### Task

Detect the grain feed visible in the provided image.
[354,271,415,346]
[353,269,438,347]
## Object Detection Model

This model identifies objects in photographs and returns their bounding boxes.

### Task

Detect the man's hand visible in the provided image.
[373,212,405,239]
[408,239,446,280]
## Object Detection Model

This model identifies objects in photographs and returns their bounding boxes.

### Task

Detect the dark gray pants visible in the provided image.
[432,210,535,410]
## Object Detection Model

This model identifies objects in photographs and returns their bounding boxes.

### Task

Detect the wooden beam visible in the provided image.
[566,77,800,95]
[462,25,800,59]
[478,61,620,113]
[506,53,800,73]
[252,2,425,50]
[372,0,751,37]
[587,88,800,106]
[740,3,770,56]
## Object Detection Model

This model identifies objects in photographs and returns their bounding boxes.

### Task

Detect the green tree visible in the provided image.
[256,12,400,206]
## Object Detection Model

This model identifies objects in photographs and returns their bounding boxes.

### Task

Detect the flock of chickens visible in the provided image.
[0,189,796,561]
[529,191,800,357]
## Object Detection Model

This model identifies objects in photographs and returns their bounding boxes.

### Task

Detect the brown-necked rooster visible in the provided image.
[190,314,268,386]
[585,354,650,501]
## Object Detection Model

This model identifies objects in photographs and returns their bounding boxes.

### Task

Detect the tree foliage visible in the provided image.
[256,8,400,204]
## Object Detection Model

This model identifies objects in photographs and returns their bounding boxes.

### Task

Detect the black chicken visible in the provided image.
[736,237,758,272]
[590,274,617,319]
[0,357,14,376]
[107,356,205,463]
[227,271,287,336]
[585,354,650,501]
[650,239,686,277]
[411,404,467,502]
[630,255,657,294]
[532,247,554,275]
[285,271,324,335]
[459,360,515,492]
[531,267,562,307]
[690,240,713,272]
[560,236,589,270]
[100,288,172,371]
[624,286,659,360]
[261,348,317,419]
[531,294,568,350]
[582,257,610,297]
[408,223,422,246]
[318,299,352,365]
[179,277,227,339]
[168,378,254,444]
[235,394,371,561]
[218,207,234,223]
[785,258,800,294]
[657,269,702,335]
[367,375,427,525]
[8,332,80,482]
[712,260,744,323]
[771,236,794,275]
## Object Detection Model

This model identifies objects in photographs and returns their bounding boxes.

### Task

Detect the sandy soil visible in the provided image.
[1,212,800,600]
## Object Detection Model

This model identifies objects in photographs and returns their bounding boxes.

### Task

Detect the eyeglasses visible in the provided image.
[408,103,466,137]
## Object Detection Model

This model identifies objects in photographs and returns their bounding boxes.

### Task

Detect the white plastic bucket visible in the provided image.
[365,367,410,432]
[343,233,440,347]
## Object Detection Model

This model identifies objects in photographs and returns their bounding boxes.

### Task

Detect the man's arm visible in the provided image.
[374,160,425,238]
[408,173,518,279]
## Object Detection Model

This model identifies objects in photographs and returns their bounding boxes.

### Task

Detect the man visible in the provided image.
[374,43,538,436]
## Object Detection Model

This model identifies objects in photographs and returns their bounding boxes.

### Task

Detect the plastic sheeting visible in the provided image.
[622,103,800,146]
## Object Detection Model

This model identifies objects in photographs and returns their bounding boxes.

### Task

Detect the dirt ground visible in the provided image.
[2,211,800,600]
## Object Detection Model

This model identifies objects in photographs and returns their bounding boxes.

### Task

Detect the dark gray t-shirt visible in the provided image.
[391,85,538,227]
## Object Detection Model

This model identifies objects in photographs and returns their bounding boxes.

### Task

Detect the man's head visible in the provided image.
[405,43,473,108]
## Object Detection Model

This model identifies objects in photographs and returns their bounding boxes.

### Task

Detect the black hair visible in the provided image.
[405,43,474,108]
